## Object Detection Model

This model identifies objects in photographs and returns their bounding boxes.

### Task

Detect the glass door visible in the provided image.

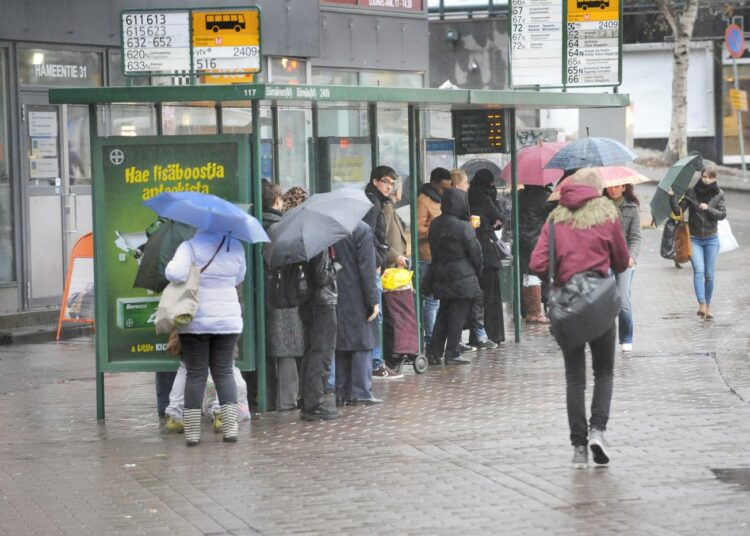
[20,92,92,307]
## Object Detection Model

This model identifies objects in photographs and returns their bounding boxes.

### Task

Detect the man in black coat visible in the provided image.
[334,221,382,405]
[427,189,483,365]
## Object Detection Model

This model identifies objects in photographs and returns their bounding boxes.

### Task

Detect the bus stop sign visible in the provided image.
[725,24,745,59]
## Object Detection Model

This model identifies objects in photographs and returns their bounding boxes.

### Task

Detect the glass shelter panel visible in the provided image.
[162,104,217,136]
[316,103,371,192]
[0,49,13,283]
[376,105,411,223]
[277,104,312,191]
[98,105,158,137]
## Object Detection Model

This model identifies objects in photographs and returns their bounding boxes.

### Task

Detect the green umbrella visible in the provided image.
[133,218,195,293]
[650,154,703,226]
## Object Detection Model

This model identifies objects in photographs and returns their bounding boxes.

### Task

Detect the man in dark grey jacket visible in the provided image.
[334,221,382,406]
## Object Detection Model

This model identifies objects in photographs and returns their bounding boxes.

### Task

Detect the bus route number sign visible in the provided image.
[121,11,191,75]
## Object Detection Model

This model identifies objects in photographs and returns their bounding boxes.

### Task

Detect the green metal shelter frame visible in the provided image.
[49,83,629,418]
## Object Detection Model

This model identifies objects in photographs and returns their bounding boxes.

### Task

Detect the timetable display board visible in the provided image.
[452,110,507,155]
[508,0,621,89]
[121,11,191,75]
[509,0,563,87]
[121,7,262,77]
[565,0,620,86]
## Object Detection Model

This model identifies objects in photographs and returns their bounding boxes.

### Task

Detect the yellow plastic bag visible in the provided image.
[381,268,413,291]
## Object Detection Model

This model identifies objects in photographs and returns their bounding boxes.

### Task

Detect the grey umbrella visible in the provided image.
[263,188,374,267]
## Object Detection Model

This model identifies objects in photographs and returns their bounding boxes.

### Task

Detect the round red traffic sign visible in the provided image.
[725,24,746,59]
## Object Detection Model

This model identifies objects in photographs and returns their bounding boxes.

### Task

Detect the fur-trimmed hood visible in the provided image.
[549,184,620,230]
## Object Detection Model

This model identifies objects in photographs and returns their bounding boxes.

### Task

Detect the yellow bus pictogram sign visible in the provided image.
[567,0,619,23]
[192,8,261,75]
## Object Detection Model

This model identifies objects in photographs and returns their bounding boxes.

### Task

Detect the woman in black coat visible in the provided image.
[427,189,483,365]
[468,169,506,343]
[518,184,553,323]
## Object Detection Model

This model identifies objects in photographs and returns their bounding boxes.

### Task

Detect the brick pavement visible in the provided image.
[0,187,749,535]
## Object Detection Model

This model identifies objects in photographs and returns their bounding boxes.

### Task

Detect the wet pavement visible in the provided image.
[1,187,749,535]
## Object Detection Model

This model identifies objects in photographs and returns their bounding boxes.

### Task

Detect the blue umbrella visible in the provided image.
[544,136,637,171]
[144,192,269,244]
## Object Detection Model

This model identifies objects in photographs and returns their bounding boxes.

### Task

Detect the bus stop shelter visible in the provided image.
[49,83,629,418]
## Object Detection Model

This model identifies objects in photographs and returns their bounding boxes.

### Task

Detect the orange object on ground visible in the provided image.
[56,233,95,340]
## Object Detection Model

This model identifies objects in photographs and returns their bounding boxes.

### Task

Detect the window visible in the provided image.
[18,48,102,88]
[270,57,307,84]
[312,68,357,86]
[359,70,423,88]
[722,63,750,164]
[0,49,14,282]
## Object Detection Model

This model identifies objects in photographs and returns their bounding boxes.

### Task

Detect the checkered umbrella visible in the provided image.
[544,137,637,171]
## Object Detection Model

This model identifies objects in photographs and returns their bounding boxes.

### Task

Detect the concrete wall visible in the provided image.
[317,9,428,73]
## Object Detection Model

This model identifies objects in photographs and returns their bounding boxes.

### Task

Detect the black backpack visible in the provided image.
[266,261,312,309]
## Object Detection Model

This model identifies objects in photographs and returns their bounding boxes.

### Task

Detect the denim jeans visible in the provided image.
[371,274,384,371]
[419,260,440,349]
[561,323,616,447]
[155,371,177,414]
[336,350,373,401]
[690,235,720,304]
[615,267,635,344]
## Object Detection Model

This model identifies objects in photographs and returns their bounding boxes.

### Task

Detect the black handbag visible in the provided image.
[547,221,621,351]
[660,218,678,259]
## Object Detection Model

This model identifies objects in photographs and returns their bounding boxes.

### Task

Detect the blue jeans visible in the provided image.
[419,260,440,349]
[371,274,384,371]
[155,371,177,414]
[615,267,635,344]
[690,235,720,304]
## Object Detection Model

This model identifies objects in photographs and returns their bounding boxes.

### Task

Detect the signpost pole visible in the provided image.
[91,102,105,420]
[509,110,521,343]
[733,59,747,178]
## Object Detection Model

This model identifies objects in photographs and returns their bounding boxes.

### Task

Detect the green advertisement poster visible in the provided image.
[93,135,252,371]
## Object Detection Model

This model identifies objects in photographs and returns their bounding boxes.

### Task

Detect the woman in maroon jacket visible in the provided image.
[530,168,629,469]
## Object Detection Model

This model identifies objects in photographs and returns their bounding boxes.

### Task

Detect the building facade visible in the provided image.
[0,0,428,314]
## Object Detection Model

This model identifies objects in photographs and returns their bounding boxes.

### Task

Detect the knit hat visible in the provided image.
[566,167,603,193]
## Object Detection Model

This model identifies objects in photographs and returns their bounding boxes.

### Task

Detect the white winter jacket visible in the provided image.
[165,231,246,334]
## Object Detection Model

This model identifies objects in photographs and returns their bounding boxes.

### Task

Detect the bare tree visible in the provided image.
[652,0,700,164]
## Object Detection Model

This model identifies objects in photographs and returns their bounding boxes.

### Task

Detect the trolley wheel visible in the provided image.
[413,355,428,374]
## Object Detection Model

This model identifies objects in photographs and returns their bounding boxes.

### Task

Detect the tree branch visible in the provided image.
[653,0,679,36]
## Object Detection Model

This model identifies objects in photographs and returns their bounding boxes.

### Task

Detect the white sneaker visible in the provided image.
[621,343,633,352]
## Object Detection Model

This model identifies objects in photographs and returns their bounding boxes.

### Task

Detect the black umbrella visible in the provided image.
[263,188,374,268]
[133,219,195,292]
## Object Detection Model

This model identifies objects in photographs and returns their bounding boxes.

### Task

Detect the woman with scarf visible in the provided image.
[668,162,727,320]
[603,184,642,352]
[468,169,505,343]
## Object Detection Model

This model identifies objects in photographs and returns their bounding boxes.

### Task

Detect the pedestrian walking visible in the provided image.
[468,169,505,344]
[604,183,642,351]
[417,167,453,355]
[529,168,629,468]
[165,231,247,446]
[427,188,483,365]
[668,162,727,320]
